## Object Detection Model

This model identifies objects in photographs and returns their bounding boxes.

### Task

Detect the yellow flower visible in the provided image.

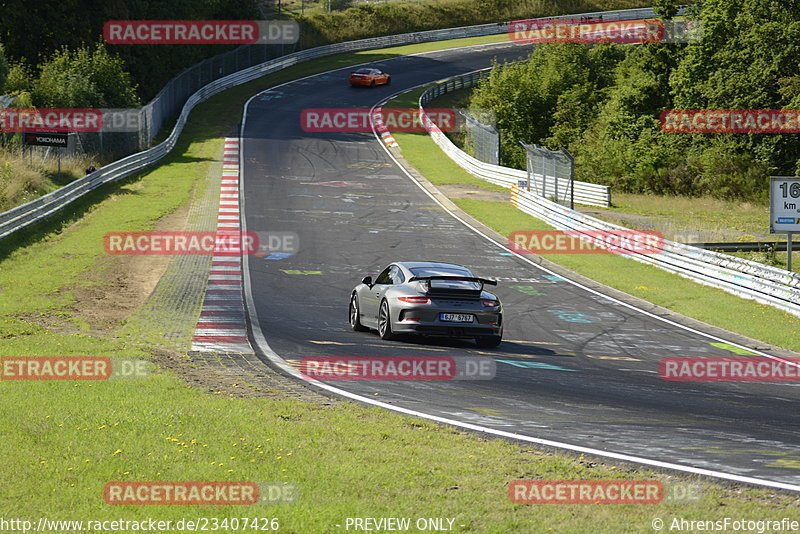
[111,449,122,456]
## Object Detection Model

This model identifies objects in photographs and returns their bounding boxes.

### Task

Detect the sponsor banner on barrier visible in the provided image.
[103,231,261,255]
[660,109,800,133]
[300,356,495,381]
[1,357,152,380]
[660,357,800,381]
[508,230,663,255]
[104,20,299,45]
[300,108,459,133]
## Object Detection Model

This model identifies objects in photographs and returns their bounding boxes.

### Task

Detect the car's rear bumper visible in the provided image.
[349,78,373,86]
[392,323,502,338]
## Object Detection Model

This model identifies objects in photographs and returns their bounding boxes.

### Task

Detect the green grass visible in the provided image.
[388,87,800,352]
[1,30,799,533]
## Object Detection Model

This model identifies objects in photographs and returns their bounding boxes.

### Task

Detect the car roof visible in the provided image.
[395,261,471,271]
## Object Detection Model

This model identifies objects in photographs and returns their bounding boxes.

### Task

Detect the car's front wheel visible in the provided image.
[475,335,502,348]
[349,294,369,332]
[378,299,397,340]
[386,76,391,85]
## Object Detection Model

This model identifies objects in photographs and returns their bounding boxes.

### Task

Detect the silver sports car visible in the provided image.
[349,261,503,347]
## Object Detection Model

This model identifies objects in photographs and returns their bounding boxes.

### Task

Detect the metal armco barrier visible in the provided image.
[419,71,612,207]
[509,185,800,318]
[0,6,659,240]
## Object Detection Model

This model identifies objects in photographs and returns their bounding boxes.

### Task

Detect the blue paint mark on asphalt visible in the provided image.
[546,309,594,323]
[543,274,566,282]
[498,252,515,256]
[496,359,577,371]
[262,253,294,260]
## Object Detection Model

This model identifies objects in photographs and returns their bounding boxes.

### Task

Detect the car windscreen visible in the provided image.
[353,69,372,74]
[409,267,480,290]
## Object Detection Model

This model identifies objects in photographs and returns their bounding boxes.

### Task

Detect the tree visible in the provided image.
[0,42,8,92]
[32,43,139,108]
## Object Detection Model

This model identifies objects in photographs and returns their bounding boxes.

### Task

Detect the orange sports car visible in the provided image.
[349,68,391,87]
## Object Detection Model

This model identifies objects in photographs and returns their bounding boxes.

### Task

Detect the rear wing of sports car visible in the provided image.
[408,276,497,297]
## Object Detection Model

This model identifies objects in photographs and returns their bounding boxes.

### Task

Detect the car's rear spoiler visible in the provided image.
[408,276,497,287]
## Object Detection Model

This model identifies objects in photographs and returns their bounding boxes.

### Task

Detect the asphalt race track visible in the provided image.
[240,42,800,488]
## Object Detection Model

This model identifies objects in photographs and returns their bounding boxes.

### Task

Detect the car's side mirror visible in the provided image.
[361,276,372,287]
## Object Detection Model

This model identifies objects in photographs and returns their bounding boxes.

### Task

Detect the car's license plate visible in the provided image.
[440,313,474,323]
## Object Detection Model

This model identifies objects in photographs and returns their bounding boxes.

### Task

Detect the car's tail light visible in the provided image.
[482,299,500,307]
[398,296,429,304]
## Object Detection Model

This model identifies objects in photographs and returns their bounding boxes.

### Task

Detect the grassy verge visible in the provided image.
[1,34,799,533]
[0,148,98,212]
[389,87,800,352]
[296,0,652,49]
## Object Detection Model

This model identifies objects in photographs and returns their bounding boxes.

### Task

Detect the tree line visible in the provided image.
[469,0,800,201]
[0,0,260,107]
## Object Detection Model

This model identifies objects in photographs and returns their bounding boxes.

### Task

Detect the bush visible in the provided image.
[32,44,139,108]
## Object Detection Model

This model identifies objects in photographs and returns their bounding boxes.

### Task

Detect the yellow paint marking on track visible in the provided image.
[767,458,800,469]
[308,340,357,346]
[506,339,560,346]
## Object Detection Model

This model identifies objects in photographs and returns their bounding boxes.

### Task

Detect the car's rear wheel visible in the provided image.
[378,300,396,340]
[349,294,369,332]
[475,335,502,348]
[386,76,391,85]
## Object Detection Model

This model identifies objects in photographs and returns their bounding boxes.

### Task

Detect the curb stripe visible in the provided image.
[190,137,254,354]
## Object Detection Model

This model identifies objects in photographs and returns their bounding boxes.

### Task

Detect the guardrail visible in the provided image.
[689,241,800,253]
[419,71,612,207]
[509,185,800,318]
[0,6,660,241]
